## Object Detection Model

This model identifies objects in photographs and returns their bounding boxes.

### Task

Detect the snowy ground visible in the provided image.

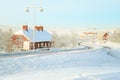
[0,45,120,80]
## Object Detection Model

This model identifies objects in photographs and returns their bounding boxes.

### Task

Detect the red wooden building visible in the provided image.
[12,25,52,51]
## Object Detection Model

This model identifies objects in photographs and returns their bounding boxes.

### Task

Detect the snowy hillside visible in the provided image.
[108,48,120,60]
[0,47,120,80]
[100,41,120,60]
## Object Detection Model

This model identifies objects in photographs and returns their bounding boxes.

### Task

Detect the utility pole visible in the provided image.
[25,6,43,50]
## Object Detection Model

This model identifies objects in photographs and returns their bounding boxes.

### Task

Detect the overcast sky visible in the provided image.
[0,0,120,31]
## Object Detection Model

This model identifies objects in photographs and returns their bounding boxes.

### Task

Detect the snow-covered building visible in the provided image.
[12,25,52,50]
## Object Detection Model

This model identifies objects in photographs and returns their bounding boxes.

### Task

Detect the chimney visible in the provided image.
[39,26,43,31]
[35,26,44,31]
[22,25,28,31]
[35,26,39,31]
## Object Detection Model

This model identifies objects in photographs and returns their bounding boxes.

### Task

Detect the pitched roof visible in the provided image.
[14,29,52,42]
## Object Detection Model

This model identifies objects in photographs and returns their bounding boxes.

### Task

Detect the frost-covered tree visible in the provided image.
[52,32,81,48]
[59,34,71,48]
[70,32,80,47]
[109,29,120,43]
[51,31,60,48]
[3,28,14,52]
[0,28,4,50]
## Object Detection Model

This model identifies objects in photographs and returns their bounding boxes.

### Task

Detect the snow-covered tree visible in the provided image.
[109,29,120,43]
[2,28,14,52]
[70,32,80,47]
[51,31,60,48]
[59,34,71,48]
[6,28,14,52]
[52,32,81,48]
[0,28,4,50]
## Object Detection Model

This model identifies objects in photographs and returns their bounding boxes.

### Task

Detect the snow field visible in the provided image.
[0,47,120,80]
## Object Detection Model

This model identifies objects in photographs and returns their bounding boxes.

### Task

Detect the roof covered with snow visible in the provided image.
[14,29,52,42]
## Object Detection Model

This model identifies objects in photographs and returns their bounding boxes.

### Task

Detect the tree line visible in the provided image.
[51,32,82,49]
